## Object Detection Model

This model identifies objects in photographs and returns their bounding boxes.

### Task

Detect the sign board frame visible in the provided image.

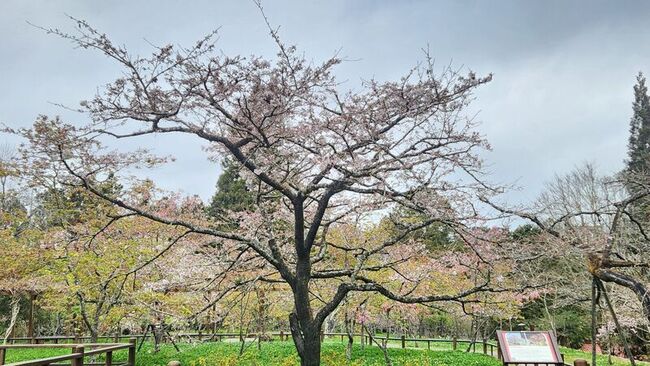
[496,330,564,365]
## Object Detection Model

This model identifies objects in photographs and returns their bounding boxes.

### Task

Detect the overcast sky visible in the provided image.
[2,0,650,204]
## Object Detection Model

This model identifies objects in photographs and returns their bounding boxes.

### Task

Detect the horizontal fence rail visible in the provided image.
[6,332,498,351]
[0,338,136,366]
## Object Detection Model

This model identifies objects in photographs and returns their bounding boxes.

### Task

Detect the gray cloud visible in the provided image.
[1,0,649,203]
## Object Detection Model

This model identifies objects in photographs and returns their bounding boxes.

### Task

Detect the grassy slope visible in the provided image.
[2,341,647,366]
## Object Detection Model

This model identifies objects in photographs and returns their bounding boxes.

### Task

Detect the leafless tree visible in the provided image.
[486,163,650,363]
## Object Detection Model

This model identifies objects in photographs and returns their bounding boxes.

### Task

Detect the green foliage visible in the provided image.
[627,72,650,174]
[385,208,456,252]
[207,159,255,218]
[510,224,541,241]
[4,347,70,364]
[558,346,650,366]
[552,309,591,349]
[625,72,650,221]
[5,341,650,366]
[422,311,455,336]
[33,175,121,229]
[5,342,501,366]
[520,299,590,349]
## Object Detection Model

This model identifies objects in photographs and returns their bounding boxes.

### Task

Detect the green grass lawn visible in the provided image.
[4,347,71,364]
[559,346,648,366]
[2,341,499,366]
[2,340,647,366]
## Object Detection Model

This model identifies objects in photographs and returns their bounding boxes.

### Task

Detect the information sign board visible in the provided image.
[496,331,563,364]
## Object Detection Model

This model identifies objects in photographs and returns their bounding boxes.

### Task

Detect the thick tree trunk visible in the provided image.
[290,292,323,365]
[89,311,101,344]
[290,252,322,366]
[298,330,322,366]
[290,314,322,366]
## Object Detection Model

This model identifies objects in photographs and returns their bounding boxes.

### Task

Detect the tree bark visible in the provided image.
[596,280,636,365]
[594,269,650,324]
[288,196,325,366]
[289,279,323,366]
[289,312,321,366]
[27,294,35,341]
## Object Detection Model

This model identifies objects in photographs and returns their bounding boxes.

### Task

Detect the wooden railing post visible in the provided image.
[452,337,457,350]
[574,359,588,366]
[128,337,137,366]
[401,335,405,349]
[483,338,487,354]
[105,351,113,366]
[71,345,84,366]
[0,347,6,366]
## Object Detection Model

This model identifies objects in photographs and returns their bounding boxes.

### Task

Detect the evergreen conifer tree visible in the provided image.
[207,159,255,218]
[627,72,650,173]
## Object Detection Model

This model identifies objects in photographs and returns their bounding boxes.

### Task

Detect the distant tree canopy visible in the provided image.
[510,224,541,241]
[386,208,455,252]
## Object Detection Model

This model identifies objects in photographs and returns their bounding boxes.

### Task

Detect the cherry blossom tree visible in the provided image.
[14,18,512,365]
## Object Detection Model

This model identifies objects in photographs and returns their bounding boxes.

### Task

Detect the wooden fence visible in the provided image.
[6,332,494,349]
[0,338,136,366]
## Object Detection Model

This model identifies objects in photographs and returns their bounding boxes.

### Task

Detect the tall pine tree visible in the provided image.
[627,72,650,173]
[207,159,255,218]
